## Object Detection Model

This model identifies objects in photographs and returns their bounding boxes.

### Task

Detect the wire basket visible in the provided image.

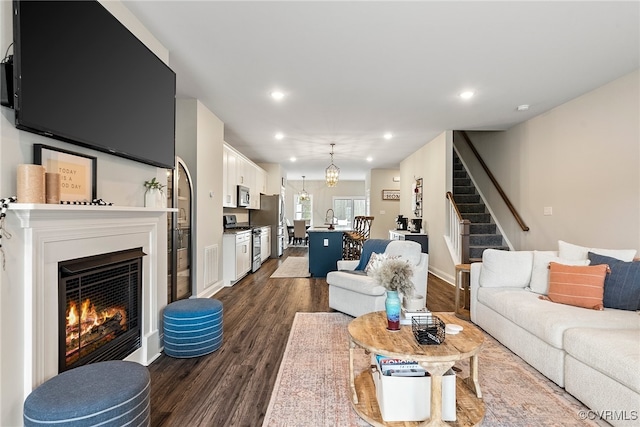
[412,315,445,345]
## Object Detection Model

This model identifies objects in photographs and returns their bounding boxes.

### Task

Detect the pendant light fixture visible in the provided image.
[299,175,310,202]
[325,143,340,187]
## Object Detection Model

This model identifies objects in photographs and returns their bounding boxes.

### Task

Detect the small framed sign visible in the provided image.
[381,189,400,200]
[34,144,97,202]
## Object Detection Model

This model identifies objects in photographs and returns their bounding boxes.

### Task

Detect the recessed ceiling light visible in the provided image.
[289,157,296,162]
[459,91,475,100]
[366,157,373,162]
[516,104,530,111]
[270,91,285,101]
[275,132,284,140]
[383,133,393,140]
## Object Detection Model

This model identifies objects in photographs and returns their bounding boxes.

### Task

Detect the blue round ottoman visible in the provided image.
[163,298,223,358]
[23,360,150,427]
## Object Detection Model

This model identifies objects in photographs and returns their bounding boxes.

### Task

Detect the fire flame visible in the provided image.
[66,299,127,348]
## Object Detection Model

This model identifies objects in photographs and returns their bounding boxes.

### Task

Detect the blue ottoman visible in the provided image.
[163,298,223,358]
[24,360,150,427]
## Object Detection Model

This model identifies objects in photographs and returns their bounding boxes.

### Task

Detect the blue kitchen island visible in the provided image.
[307,226,350,277]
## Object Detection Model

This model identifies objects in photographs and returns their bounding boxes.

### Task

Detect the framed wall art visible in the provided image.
[34,144,97,202]
[381,189,400,200]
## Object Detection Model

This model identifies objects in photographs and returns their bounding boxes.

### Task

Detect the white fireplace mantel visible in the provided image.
[1,204,174,425]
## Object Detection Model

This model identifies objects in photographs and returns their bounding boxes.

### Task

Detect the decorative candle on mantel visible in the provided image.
[45,172,61,204]
[17,164,46,203]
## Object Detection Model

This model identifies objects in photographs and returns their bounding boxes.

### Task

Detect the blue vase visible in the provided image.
[385,290,401,330]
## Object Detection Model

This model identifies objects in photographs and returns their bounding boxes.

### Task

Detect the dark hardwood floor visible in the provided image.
[148,247,455,426]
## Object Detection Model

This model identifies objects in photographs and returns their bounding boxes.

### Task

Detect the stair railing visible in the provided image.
[459,131,530,232]
[446,191,470,264]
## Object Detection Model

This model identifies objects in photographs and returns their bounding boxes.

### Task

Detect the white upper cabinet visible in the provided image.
[223,143,266,209]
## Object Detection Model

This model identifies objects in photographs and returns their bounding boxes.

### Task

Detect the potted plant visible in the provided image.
[143,177,166,208]
[368,254,415,330]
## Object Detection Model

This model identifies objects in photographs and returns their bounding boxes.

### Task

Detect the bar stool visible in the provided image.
[342,216,374,260]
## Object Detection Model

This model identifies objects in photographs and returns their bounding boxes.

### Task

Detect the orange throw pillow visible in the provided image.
[542,262,609,310]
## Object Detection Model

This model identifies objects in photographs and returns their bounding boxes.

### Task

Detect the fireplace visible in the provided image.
[3,204,168,427]
[59,248,145,372]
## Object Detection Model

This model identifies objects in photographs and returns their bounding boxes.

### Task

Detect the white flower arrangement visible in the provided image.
[368,253,415,297]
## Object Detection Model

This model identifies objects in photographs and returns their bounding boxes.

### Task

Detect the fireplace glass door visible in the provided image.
[59,248,144,372]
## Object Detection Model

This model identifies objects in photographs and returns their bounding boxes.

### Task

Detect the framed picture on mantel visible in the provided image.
[382,189,400,200]
[34,144,97,202]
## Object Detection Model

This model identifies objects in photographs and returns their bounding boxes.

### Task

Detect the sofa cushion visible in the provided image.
[588,252,640,311]
[558,240,637,262]
[479,249,533,288]
[355,239,391,270]
[544,263,608,310]
[477,287,640,349]
[529,251,590,295]
[385,240,422,266]
[564,328,640,394]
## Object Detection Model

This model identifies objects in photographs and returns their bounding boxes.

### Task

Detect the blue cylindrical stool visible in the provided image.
[24,360,150,427]
[163,298,223,358]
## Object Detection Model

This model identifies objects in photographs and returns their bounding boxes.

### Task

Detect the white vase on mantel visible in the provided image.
[144,189,166,208]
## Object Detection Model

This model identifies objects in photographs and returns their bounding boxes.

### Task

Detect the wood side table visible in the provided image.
[348,311,485,426]
[454,264,471,320]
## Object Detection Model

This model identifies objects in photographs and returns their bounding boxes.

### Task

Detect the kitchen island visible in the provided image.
[307,226,351,277]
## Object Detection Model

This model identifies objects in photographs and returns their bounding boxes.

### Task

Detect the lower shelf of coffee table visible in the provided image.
[351,369,485,427]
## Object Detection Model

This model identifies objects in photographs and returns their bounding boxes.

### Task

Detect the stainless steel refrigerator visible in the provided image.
[251,194,284,258]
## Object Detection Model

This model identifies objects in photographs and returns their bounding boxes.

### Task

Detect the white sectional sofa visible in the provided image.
[470,244,640,426]
[327,240,428,318]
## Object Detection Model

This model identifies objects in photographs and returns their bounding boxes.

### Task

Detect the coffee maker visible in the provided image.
[409,218,422,233]
[396,215,408,230]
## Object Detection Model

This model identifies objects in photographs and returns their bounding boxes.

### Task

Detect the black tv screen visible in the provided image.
[13,0,176,169]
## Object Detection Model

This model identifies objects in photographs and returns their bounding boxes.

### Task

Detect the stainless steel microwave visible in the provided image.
[237,185,250,207]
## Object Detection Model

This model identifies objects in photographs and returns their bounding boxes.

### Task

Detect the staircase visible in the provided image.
[453,152,509,262]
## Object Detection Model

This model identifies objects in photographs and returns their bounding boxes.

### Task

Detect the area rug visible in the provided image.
[270,257,310,278]
[262,312,605,427]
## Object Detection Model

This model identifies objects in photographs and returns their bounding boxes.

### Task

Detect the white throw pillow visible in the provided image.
[558,240,637,262]
[479,249,533,288]
[529,250,590,295]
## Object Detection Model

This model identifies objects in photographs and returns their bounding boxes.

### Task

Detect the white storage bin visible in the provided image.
[371,356,456,422]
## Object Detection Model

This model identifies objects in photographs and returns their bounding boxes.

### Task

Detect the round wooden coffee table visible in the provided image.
[348,311,485,426]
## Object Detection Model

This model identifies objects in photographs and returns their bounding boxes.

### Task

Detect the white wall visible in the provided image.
[458,70,639,252]
[400,132,454,282]
[285,179,365,227]
[369,169,401,239]
[175,99,225,298]
[0,1,172,424]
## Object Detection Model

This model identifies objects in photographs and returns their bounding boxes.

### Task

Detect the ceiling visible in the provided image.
[122,1,639,181]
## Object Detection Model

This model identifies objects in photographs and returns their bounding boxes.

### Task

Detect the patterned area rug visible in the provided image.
[263,312,605,427]
[270,257,310,278]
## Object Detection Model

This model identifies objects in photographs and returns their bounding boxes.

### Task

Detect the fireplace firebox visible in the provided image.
[58,248,145,372]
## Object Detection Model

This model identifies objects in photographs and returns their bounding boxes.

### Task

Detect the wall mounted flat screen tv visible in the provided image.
[13,0,176,169]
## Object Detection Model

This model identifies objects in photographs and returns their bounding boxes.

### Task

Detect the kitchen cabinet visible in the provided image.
[223,231,251,285]
[167,157,194,302]
[222,144,237,207]
[222,143,267,209]
[389,230,429,254]
[260,226,271,262]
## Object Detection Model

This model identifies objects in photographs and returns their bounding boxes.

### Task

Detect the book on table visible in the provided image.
[375,355,426,376]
